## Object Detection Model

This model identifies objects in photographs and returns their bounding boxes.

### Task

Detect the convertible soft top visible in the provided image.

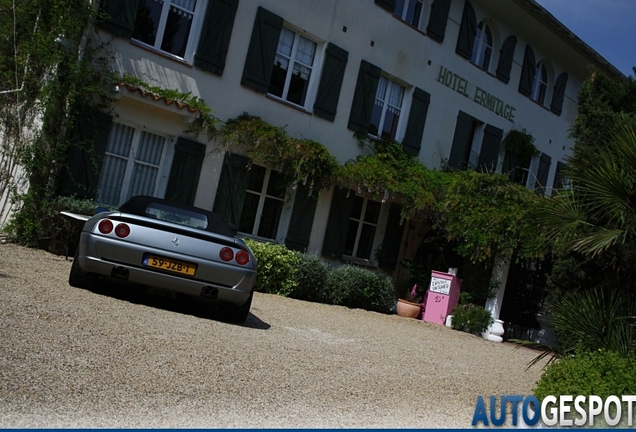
[118,195,235,238]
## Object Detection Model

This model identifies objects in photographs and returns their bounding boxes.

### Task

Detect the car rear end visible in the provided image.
[76,211,257,307]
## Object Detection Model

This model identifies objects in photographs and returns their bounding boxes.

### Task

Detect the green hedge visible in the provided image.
[243,240,396,313]
[290,252,328,302]
[7,194,98,253]
[451,303,493,336]
[323,264,395,312]
[244,239,300,296]
[534,349,636,401]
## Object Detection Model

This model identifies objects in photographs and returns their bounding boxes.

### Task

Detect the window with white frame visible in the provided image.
[97,123,167,207]
[369,77,405,141]
[268,27,317,108]
[531,62,548,105]
[470,21,493,71]
[344,195,381,260]
[132,0,199,59]
[238,166,286,239]
[394,0,426,30]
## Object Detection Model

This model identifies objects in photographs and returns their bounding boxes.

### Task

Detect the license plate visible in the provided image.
[143,254,197,276]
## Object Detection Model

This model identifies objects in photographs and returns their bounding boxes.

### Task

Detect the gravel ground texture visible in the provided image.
[0,242,547,428]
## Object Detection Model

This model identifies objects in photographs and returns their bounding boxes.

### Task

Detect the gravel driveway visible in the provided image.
[0,243,546,428]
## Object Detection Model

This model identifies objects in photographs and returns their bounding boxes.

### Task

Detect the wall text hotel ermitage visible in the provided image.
[436,66,516,123]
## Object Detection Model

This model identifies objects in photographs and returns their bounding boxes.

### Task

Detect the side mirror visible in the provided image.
[95,206,109,214]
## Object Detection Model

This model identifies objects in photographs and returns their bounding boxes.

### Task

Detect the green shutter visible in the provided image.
[455,1,476,59]
[448,111,474,170]
[194,0,238,76]
[550,72,568,115]
[374,0,396,12]
[59,110,113,199]
[164,138,206,205]
[503,150,520,182]
[241,7,283,93]
[98,0,140,39]
[518,45,536,97]
[212,153,250,231]
[535,153,552,196]
[402,88,431,157]
[378,204,405,270]
[321,188,354,259]
[313,43,349,122]
[553,161,566,190]
[426,0,451,43]
[496,35,517,84]
[347,60,381,134]
[285,185,318,252]
[477,124,503,173]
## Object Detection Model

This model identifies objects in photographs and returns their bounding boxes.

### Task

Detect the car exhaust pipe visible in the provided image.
[201,286,218,298]
[111,266,129,279]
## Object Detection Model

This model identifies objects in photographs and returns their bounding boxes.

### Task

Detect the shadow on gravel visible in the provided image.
[74,279,271,330]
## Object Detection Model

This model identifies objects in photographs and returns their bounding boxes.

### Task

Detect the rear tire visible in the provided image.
[218,291,253,323]
[69,250,98,289]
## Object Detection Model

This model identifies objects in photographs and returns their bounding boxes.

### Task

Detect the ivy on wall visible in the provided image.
[219,114,339,198]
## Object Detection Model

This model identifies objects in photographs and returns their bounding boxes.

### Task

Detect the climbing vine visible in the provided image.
[337,137,546,263]
[116,73,220,138]
[219,114,339,197]
[1,0,113,245]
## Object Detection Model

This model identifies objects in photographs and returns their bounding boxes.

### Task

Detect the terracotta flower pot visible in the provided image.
[396,299,422,319]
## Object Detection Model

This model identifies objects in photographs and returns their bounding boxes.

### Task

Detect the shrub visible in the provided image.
[6,194,98,253]
[552,286,635,357]
[244,239,300,296]
[290,252,328,302]
[451,303,493,336]
[324,264,395,312]
[534,349,636,426]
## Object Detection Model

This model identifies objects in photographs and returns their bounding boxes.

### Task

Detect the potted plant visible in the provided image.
[396,284,423,319]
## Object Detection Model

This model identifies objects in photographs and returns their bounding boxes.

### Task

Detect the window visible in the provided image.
[448,112,503,172]
[344,195,381,260]
[132,0,199,58]
[147,202,208,229]
[268,28,317,107]
[369,77,405,140]
[97,123,167,206]
[471,21,492,70]
[394,0,425,29]
[531,62,548,104]
[238,166,286,239]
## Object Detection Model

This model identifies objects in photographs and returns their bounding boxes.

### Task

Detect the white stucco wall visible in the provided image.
[99,0,600,262]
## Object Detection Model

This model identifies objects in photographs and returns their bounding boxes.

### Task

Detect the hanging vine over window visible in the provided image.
[337,138,445,222]
[219,114,339,197]
[336,137,546,263]
[116,73,220,138]
[502,128,539,165]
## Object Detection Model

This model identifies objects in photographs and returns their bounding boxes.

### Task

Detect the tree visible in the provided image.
[0,0,112,244]
[534,68,636,360]
[541,125,636,257]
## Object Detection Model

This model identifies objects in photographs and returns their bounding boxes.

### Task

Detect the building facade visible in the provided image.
[82,0,620,309]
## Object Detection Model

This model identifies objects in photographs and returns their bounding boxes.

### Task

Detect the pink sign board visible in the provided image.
[422,270,462,325]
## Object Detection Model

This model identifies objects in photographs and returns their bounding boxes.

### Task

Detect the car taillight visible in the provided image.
[114,223,130,238]
[235,250,250,265]
[98,219,113,234]
[220,247,234,262]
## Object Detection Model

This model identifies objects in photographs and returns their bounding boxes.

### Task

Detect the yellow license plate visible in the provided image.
[143,254,197,276]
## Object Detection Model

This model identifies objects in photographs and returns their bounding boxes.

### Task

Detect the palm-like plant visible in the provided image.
[540,125,636,256]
